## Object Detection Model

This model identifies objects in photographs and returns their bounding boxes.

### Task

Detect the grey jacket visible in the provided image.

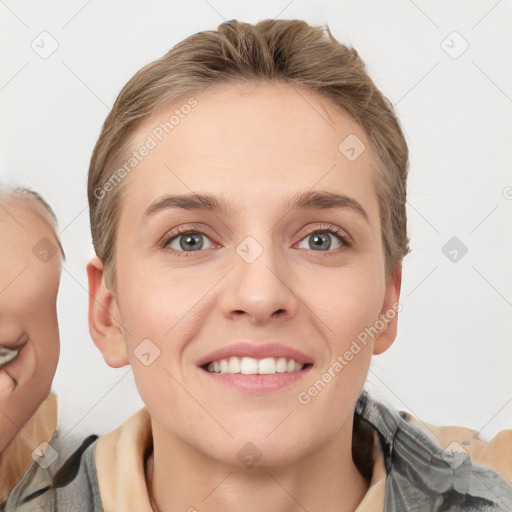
[3,390,512,511]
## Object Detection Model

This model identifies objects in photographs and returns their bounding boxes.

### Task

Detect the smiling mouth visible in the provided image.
[0,345,22,368]
[200,356,313,375]
[0,333,28,368]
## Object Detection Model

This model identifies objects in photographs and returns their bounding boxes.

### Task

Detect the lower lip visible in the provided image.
[199,365,313,393]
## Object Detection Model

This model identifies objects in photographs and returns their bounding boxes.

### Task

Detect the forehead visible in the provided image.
[119,81,378,223]
[1,195,52,228]
[0,196,60,257]
[0,197,61,306]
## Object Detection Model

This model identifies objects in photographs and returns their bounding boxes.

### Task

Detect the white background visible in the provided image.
[1,0,511,452]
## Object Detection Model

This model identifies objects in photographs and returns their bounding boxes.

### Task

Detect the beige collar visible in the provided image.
[96,407,386,512]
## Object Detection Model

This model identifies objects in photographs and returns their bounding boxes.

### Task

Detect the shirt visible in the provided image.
[0,393,57,505]
[4,389,512,511]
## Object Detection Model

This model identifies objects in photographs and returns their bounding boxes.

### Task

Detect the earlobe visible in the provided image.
[86,256,129,368]
[373,265,402,355]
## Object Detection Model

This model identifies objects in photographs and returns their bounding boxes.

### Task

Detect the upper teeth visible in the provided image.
[206,357,305,374]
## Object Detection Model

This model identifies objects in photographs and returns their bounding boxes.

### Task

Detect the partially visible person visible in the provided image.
[0,186,64,506]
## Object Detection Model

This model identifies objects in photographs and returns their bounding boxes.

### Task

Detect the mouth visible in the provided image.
[199,356,314,394]
[0,333,28,368]
[0,345,22,368]
[196,342,314,393]
[200,356,313,375]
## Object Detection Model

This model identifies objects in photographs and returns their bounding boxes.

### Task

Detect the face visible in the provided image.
[0,197,61,454]
[89,81,401,467]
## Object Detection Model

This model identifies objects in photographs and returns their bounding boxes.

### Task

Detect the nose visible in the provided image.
[219,238,299,326]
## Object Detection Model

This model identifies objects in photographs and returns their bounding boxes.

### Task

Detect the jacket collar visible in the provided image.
[95,394,387,512]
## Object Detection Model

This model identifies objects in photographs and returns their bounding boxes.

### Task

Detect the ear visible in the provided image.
[373,264,402,355]
[86,256,129,368]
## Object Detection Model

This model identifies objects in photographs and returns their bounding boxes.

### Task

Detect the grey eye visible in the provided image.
[0,345,21,368]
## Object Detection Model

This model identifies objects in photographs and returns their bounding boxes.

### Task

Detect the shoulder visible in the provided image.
[355,390,512,511]
[4,432,103,512]
[400,410,512,484]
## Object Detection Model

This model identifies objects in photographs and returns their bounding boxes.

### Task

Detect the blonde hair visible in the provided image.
[88,18,410,289]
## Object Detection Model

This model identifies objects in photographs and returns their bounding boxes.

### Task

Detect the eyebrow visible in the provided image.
[143,190,369,224]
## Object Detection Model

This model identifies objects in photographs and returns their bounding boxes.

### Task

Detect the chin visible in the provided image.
[209,434,306,469]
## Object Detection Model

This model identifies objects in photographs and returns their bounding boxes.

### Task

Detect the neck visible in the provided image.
[146,417,370,512]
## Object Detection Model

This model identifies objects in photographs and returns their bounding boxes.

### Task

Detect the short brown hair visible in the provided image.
[88,18,410,289]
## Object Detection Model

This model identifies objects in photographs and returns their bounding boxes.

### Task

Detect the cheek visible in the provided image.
[28,305,60,380]
[0,345,52,442]
[119,265,209,347]
[117,274,189,401]
[20,263,60,307]
[311,269,384,346]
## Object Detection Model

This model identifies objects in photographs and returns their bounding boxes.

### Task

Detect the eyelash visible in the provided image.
[159,223,352,258]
